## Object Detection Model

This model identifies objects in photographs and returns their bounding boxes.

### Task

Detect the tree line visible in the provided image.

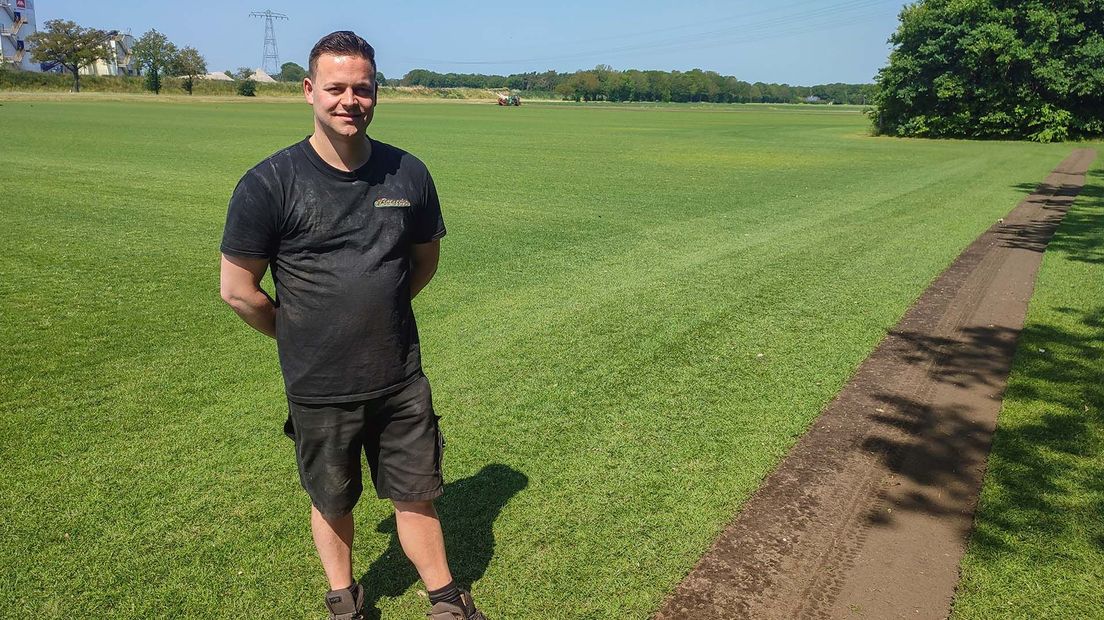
[23,19,320,96]
[399,66,873,104]
[269,62,387,86]
[27,20,206,94]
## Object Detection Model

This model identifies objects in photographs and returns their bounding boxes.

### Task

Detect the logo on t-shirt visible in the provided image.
[374,198,411,208]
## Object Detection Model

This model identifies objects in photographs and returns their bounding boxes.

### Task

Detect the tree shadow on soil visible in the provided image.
[859,309,1103,540]
[853,171,1103,537]
[880,325,1019,391]
[355,463,528,619]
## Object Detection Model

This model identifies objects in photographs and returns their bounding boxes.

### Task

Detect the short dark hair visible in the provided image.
[308,31,376,78]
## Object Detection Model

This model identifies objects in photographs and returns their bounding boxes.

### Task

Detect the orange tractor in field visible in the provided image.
[497,93,521,106]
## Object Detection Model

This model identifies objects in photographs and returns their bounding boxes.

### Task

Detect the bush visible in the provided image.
[236,78,256,97]
[231,67,256,97]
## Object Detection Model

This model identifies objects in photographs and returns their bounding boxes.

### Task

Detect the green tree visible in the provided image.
[277,61,307,83]
[25,19,110,93]
[592,64,614,100]
[554,73,581,101]
[171,46,206,95]
[133,29,178,95]
[872,0,1104,142]
[626,70,650,101]
[234,67,257,96]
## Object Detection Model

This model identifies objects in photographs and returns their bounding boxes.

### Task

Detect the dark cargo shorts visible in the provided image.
[284,375,444,517]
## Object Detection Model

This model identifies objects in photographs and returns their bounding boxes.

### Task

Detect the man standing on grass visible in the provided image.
[219,31,485,620]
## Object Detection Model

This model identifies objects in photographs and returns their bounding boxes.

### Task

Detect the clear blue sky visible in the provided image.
[34,0,905,85]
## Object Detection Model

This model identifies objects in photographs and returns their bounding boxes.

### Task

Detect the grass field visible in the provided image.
[0,96,1087,618]
[952,163,1104,619]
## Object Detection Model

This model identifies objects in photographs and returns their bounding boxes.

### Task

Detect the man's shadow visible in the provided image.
[356,463,528,619]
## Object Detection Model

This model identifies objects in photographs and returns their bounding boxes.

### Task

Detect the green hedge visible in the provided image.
[0,68,303,96]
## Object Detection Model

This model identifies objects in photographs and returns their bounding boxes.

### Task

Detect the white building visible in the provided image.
[249,68,277,83]
[1,0,39,72]
[80,32,137,76]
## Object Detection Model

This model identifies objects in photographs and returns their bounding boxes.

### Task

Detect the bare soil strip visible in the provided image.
[655,149,1097,620]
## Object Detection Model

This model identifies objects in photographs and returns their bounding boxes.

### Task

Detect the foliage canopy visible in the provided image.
[133,29,177,95]
[25,19,110,93]
[871,0,1104,142]
[172,46,207,95]
[276,61,307,83]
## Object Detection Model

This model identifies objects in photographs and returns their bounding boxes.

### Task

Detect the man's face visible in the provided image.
[304,54,377,139]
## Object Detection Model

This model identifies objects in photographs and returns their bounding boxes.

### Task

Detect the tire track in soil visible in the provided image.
[654,149,1097,620]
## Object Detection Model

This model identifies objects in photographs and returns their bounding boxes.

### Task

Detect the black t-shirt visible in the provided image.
[221,137,446,403]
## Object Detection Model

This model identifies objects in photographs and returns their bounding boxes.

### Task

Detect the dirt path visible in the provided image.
[655,149,1097,620]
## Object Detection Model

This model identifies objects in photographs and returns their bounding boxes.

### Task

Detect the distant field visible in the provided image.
[0,97,1079,618]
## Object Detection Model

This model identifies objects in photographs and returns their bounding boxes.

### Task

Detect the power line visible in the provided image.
[391,0,897,68]
[555,0,867,46]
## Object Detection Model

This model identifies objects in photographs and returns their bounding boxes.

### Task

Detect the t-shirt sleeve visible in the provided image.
[220,171,280,258]
[412,168,447,244]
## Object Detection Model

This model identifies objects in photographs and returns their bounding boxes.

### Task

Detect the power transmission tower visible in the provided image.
[249,9,288,75]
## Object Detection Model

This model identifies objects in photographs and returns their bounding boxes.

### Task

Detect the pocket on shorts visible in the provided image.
[283,410,296,440]
[433,413,445,476]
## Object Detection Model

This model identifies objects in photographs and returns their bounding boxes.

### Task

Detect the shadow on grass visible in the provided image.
[967,390,1104,560]
[1046,180,1104,264]
[356,463,528,619]
[1006,175,1103,262]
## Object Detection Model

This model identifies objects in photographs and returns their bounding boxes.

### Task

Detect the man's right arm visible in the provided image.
[220,253,277,339]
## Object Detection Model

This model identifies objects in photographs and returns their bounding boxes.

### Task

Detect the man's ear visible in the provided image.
[303,77,314,105]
